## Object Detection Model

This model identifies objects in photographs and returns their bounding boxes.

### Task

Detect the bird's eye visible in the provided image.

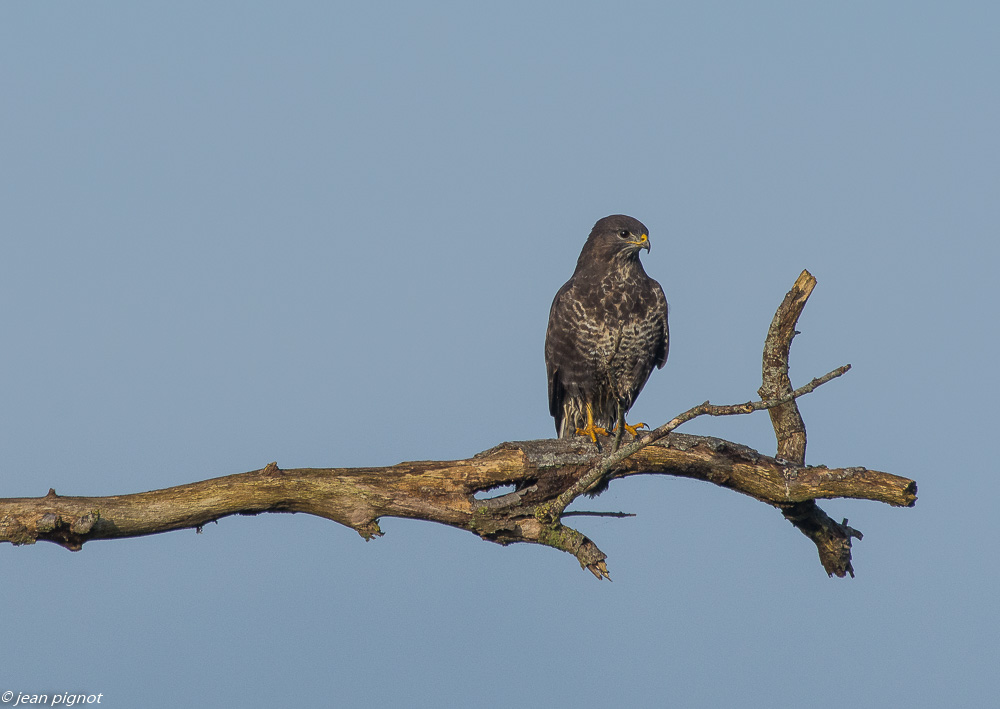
[618,230,630,238]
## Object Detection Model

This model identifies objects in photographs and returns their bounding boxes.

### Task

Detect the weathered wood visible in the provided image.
[760,269,815,463]
[0,433,915,578]
[758,269,865,577]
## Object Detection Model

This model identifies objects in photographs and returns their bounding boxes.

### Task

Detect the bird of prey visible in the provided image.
[545,214,669,451]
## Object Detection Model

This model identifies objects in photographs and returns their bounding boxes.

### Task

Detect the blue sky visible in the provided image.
[2,3,997,707]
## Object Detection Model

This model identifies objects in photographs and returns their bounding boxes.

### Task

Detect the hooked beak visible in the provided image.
[627,233,650,252]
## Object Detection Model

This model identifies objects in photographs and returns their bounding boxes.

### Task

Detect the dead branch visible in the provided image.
[0,271,916,580]
[757,269,866,577]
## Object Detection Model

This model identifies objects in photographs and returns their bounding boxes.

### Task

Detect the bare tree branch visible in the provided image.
[0,271,916,581]
[760,269,816,463]
[0,433,914,573]
[757,269,866,577]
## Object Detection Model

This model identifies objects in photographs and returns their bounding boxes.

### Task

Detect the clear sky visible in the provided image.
[2,3,997,707]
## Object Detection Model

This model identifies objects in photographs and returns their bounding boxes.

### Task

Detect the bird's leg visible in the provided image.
[612,403,625,452]
[575,403,610,444]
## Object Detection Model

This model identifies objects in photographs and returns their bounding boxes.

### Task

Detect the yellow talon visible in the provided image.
[576,423,610,443]
[616,421,647,438]
[575,403,609,443]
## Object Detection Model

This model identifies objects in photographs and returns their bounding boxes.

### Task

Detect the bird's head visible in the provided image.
[578,214,651,267]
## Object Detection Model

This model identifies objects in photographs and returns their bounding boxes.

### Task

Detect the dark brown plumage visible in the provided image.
[545,215,669,448]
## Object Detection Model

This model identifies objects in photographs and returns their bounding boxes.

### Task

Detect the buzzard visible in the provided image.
[545,215,669,450]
